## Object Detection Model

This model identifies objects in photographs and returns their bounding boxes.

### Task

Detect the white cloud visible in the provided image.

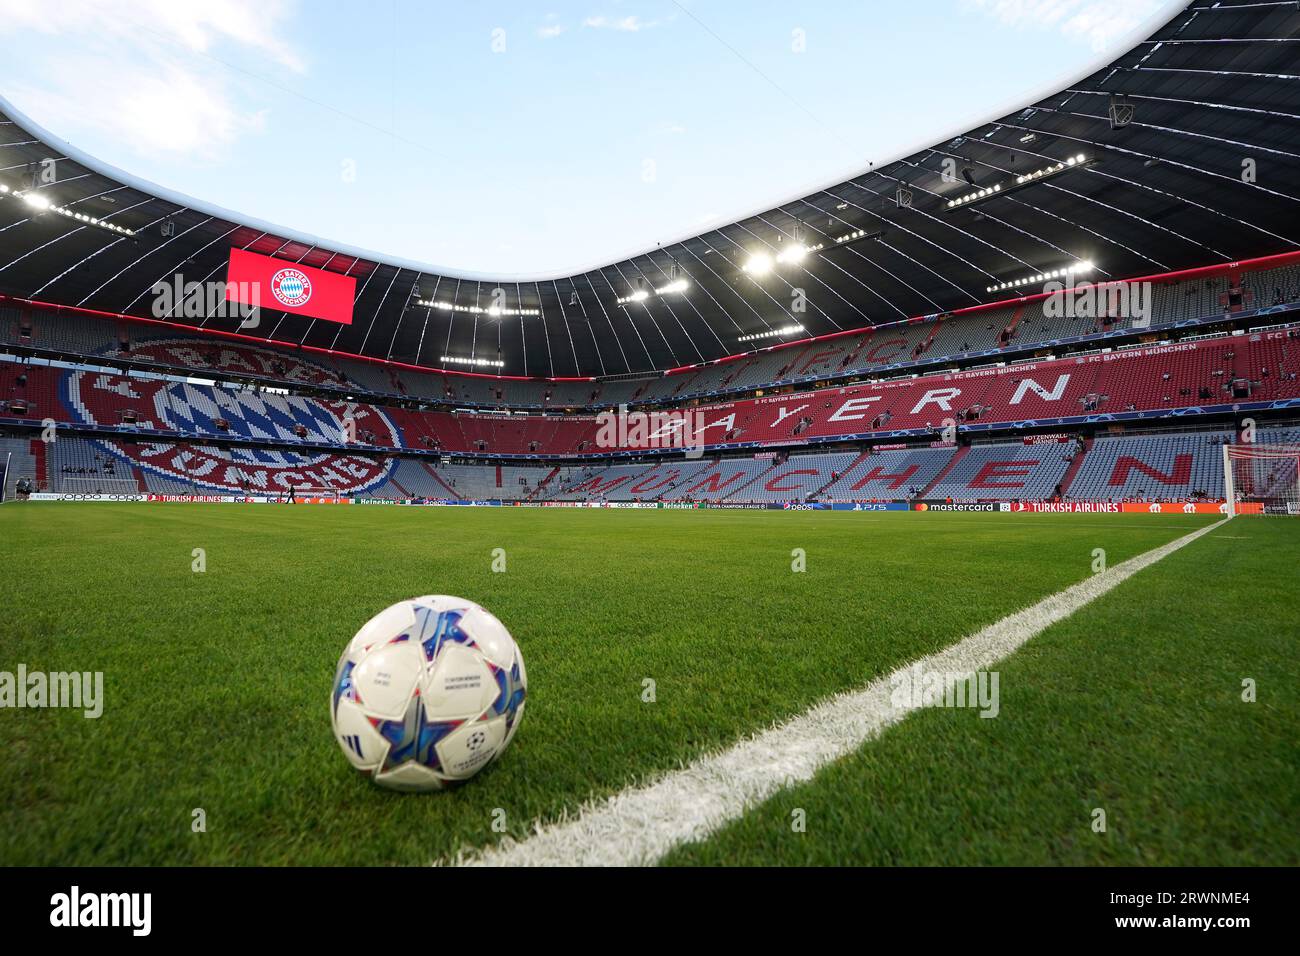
[11,57,269,158]
[0,0,303,159]
[0,0,305,71]
[537,24,565,39]
[961,0,1166,52]
[583,15,660,33]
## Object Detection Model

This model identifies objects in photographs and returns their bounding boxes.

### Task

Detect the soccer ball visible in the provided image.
[331,596,527,792]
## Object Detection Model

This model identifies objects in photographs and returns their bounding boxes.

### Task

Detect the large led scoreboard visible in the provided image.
[225,248,356,325]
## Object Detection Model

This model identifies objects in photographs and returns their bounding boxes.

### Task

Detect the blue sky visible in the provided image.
[0,0,1172,275]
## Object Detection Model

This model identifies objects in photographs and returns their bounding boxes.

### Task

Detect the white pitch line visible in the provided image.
[454,517,1230,867]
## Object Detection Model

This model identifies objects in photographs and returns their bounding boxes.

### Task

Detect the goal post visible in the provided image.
[274,484,350,501]
[1224,444,1300,516]
[50,475,141,495]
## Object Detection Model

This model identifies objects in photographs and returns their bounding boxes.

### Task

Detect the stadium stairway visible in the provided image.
[809,449,873,500]
[773,345,811,383]
[673,460,744,501]
[838,335,869,370]
[32,435,47,488]
[918,445,969,497]
[720,460,780,502]
[432,465,461,498]
[0,436,39,497]
[526,466,561,501]
[912,324,938,360]
[927,441,1075,501]
[1056,438,1092,498]
[421,462,459,497]
[130,465,149,493]
[1000,305,1026,346]
[619,461,677,499]
[666,370,704,399]
[634,459,708,501]
[1065,431,1232,501]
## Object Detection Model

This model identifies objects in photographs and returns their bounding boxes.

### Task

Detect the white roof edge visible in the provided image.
[0,0,1188,284]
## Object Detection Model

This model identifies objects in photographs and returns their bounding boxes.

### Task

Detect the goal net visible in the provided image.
[273,484,349,500]
[51,475,140,495]
[1223,444,1300,515]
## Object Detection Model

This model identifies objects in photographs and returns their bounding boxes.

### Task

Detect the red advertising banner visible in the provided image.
[225,249,356,325]
[1118,501,1259,515]
[1011,500,1256,515]
[1022,434,1072,444]
[1011,501,1121,513]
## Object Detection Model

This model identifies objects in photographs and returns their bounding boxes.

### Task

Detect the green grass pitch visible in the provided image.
[0,503,1295,865]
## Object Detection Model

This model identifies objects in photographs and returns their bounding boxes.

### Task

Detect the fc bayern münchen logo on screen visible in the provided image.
[270,268,313,308]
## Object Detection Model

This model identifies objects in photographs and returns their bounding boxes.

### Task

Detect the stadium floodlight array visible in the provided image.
[945,154,1091,213]
[440,355,505,368]
[0,183,135,236]
[615,277,691,306]
[1223,444,1300,516]
[775,243,811,265]
[947,183,1001,207]
[827,225,888,251]
[987,260,1094,293]
[416,299,539,317]
[742,252,775,276]
[1010,154,1089,186]
[737,323,805,343]
[745,245,817,274]
[744,223,824,277]
[743,244,829,275]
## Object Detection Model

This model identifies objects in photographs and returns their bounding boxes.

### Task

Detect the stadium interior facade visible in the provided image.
[2,0,1299,511]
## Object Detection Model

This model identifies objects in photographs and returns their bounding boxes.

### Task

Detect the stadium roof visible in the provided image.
[1,0,1299,379]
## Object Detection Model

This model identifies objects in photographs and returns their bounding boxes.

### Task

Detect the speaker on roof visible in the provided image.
[1108,94,1135,130]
